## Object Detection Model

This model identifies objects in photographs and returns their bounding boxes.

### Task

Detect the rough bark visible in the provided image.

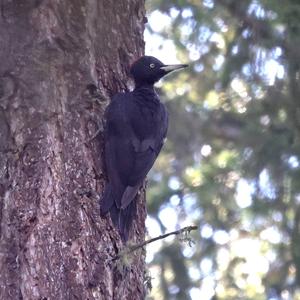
[0,1,146,299]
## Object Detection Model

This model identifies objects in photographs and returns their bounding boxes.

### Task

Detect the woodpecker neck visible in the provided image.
[132,82,160,104]
[133,81,155,90]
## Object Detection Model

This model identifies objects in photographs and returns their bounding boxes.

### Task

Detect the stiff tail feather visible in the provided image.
[119,200,137,241]
[100,183,114,216]
[105,201,137,242]
[100,183,137,242]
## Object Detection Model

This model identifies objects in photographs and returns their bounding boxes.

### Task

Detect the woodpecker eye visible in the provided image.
[149,63,155,69]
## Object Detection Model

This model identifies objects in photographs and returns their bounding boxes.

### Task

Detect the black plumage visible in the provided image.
[100,56,187,241]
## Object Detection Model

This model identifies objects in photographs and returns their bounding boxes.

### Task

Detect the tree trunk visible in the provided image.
[0,1,146,299]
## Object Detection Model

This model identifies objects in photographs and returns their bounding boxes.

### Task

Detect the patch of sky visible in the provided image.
[201,224,214,239]
[148,10,171,32]
[168,176,181,190]
[264,59,285,84]
[210,32,225,49]
[182,193,202,221]
[183,193,197,212]
[181,19,196,37]
[242,215,269,232]
[253,48,285,85]
[296,194,300,205]
[150,171,163,182]
[274,24,285,37]
[199,26,213,43]
[170,7,180,19]
[145,216,161,237]
[145,32,179,64]
[188,266,201,280]
[288,156,300,169]
[182,8,193,19]
[198,275,216,299]
[248,0,266,19]
[194,63,204,72]
[259,169,277,199]
[281,154,300,169]
[231,44,239,55]
[158,205,178,231]
[213,54,224,71]
[170,194,181,206]
[191,43,209,56]
[183,246,196,258]
[235,178,255,208]
[203,0,214,9]
[273,47,282,58]
[251,84,265,99]
[190,288,202,300]
[201,144,212,157]
[213,230,230,245]
[184,104,193,112]
[242,63,252,77]
[231,237,270,274]
[260,226,282,244]
[145,216,162,262]
[215,17,227,32]
[186,43,201,61]
[169,285,180,295]
[242,29,252,38]
[200,258,213,275]
[272,211,283,223]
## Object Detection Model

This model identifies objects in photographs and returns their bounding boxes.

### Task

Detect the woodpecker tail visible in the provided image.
[100,183,114,216]
[100,184,137,242]
[105,201,137,242]
[118,200,137,242]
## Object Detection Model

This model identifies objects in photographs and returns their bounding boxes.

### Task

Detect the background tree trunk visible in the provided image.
[0,1,146,299]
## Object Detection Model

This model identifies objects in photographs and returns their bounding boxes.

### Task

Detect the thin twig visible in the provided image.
[112,225,198,261]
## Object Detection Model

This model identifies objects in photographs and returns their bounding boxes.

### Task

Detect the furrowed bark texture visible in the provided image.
[0,1,146,299]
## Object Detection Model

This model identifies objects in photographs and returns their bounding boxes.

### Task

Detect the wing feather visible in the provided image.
[102,92,168,229]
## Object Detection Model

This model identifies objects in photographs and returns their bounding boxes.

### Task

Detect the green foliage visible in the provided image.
[145,0,300,299]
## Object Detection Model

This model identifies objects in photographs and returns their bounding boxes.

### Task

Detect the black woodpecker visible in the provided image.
[101,56,188,241]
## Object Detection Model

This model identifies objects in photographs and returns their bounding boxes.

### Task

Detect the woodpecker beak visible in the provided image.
[160,64,188,73]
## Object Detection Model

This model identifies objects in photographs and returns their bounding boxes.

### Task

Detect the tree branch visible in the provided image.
[112,225,198,261]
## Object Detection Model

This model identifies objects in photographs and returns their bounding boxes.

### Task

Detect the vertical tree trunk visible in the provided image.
[0,1,146,299]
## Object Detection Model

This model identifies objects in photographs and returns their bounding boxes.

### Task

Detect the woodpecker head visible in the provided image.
[130,56,188,86]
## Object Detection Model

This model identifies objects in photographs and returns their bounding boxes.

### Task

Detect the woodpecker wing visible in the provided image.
[119,101,168,209]
[102,91,168,242]
[104,92,168,209]
[103,93,134,209]
[126,115,168,185]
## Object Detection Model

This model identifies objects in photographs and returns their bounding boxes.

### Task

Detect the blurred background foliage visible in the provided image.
[143,0,300,299]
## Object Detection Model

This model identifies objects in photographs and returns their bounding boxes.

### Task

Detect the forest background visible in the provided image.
[144,1,300,299]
